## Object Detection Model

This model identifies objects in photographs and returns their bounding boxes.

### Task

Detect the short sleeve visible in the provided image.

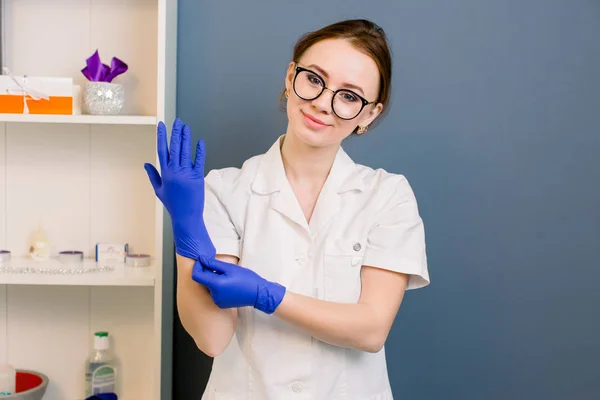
[204,169,241,258]
[362,176,430,290]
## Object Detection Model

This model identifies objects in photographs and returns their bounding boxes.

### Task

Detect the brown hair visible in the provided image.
[281,19,393,128]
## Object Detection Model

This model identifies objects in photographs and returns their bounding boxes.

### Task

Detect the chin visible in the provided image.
[288,114,335,148]
[290,124,331,148]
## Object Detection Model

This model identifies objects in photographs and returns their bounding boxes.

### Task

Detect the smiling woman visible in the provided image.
[281,19,392,137]
[145,19,430,400]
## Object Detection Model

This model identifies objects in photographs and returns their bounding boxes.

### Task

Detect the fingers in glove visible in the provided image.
[194,138,207,175]
[200,257,233,275]
[180,123,192,166]
[144,163,162,194]
[157,121,169,170]
[169,118,183,167]
[192,260,221,287]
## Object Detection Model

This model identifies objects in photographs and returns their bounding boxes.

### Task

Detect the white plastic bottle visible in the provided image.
[85,331,118,397]
[0,363,16,397]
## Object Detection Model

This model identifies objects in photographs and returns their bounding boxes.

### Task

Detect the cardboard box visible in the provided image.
[95,243,129,264]
[0,75,73,115]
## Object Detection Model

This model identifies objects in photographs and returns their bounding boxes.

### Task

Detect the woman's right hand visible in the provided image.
[144,118,216,260]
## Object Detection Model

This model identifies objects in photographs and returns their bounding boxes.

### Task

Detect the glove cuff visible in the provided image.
[173,232,216,260]
[255,281,286,314]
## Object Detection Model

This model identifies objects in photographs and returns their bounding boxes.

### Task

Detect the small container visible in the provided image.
[0,250,11,265]
[58,250,84,265]
[3,370,49,400]
[28,224,51,262]
[83,82,125,115]
[125,253,151,268]
[0,364,15,396]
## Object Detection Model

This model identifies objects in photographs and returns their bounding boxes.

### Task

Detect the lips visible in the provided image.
[304,113,327,125]
[302,111,330,129]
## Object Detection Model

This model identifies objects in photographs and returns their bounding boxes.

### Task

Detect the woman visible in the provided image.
[145,19,430,400]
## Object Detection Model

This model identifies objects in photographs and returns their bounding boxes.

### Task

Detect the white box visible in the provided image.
[95,243,129,264]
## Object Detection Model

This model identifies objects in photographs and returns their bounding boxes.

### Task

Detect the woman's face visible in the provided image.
[284,38,383,148]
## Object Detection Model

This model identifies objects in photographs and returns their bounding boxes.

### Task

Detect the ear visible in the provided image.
[285,61,296,92]
[360,102,384,127]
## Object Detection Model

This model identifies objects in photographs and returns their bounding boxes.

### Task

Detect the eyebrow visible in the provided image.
[306,64,366,96]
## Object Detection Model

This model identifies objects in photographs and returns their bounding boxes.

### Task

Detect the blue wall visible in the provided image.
[173,1,600,398]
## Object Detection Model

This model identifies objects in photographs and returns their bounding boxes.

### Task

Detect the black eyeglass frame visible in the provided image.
[292,63,377,120]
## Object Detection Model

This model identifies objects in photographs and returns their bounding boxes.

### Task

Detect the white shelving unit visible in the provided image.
[0,258,156,287]
[0,1,177,399]
[0,114,158,125]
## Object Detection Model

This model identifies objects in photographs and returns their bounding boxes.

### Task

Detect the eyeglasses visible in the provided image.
[292,63,377,120]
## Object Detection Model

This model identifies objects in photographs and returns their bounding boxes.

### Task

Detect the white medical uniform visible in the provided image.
[201,135,430,400]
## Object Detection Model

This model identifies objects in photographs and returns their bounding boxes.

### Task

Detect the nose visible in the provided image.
[310,88,334,114]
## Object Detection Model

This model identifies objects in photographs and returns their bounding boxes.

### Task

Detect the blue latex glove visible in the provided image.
[193,257,286,314]
[86,394,117,400]
[144,119,216,260]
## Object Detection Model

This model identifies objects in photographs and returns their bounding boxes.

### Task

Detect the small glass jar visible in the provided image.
[83,81,125,115]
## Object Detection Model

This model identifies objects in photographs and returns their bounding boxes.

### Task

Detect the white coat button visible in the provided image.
[291,381,304,393]
[353,243,362,251]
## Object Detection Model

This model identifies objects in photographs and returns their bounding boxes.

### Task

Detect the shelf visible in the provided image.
[0,0,173,397]
[0,257,156,286]
[0,114,158,125]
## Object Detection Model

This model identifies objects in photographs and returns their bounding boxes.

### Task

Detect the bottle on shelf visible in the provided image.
[85,331,118,397]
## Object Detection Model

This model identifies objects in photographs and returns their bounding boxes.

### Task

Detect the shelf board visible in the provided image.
[0,113,158,125]
[0,257,156,286]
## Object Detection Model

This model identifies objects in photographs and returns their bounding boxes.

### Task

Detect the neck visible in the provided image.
[280,133,338,187]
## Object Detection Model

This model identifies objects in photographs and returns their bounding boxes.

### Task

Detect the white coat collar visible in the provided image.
[251,135,366,195]
[251,135,366,234]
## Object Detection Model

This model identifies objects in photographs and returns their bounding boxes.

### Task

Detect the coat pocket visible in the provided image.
[323,238,366,303]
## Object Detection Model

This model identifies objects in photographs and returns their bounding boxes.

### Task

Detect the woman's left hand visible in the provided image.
[193,257,286,314]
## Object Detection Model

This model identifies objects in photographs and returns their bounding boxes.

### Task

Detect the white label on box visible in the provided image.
[95,243,128,264]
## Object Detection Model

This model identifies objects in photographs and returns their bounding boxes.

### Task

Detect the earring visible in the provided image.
[357,125,368,134]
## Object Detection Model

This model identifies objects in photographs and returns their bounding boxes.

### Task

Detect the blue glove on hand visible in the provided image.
[192,257,286,314]
[144,119,216,260]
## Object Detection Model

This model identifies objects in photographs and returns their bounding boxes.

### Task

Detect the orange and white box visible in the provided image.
[0,75,73,115]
